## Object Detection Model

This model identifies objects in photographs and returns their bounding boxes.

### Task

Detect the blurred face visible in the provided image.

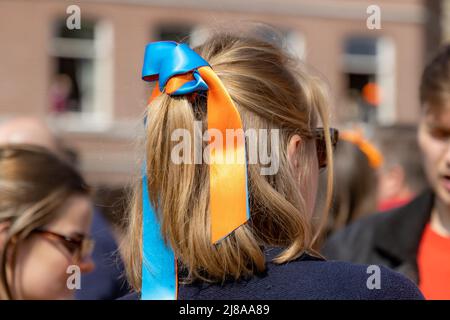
[376,165,405,203]
[9,194,94,300]
[418,106,450,207]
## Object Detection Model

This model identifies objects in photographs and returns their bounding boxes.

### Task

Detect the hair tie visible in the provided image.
[140,41,250,299]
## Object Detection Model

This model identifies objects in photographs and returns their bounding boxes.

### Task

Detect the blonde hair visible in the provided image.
[124,32,334,291]
[0,144,90,299]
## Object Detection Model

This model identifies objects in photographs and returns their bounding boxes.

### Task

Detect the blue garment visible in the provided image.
[118,247,423,300]
[76,209,129,300]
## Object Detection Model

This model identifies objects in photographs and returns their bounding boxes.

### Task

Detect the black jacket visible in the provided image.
[322,190,434,284]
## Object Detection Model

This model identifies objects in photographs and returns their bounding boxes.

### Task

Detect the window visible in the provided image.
[342,36,396,124]
[190,25,306,60]
[49,19,114,131]
[155,24,192,43]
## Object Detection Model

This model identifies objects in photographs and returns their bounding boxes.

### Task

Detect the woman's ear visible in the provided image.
[287,134,302,171]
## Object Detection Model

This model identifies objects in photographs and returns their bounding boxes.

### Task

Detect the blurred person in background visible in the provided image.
[0,117,128,299]
[323,44,450,300]
[374,125,428,212]
[0,144,94,299]
[323,129,382,235]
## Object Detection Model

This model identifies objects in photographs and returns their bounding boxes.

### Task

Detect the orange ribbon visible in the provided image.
[148,66,250,243]
[340,130,384,169]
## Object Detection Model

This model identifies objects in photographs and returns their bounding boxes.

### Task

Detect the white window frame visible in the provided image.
[48,20,114,133]
[342,36,396,125]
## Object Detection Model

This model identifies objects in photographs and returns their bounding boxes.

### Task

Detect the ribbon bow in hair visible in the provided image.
[140,41,250,299]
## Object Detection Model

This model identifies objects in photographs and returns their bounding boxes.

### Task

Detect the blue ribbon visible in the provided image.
[141,164,176,300]
[141,41,212,300]
[142,41,209,94]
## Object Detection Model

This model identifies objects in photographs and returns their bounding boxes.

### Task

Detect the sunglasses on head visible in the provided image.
[314,127,339,170]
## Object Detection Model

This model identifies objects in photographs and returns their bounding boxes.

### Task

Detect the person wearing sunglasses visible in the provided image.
[0,144,95,299]
[120,31,422,300]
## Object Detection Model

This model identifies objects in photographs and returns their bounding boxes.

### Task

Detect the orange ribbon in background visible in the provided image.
[340,130,384,169]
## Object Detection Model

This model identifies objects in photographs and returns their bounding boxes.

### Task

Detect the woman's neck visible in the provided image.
[431,199,450,237]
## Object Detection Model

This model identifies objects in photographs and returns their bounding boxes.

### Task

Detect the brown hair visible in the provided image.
[124,32,334,291]
[420,44,450,111]
[0,144,90,299]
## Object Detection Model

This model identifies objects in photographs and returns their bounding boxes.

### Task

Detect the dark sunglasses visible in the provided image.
[314,127,339,170]
[32,229,94,263]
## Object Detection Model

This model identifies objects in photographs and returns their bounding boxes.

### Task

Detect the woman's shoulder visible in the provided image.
[262,249,423,300]
[180,248,423,300]
[117,248,424,300]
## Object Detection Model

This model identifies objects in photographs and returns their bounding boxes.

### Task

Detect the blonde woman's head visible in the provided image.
[125,32,334,291]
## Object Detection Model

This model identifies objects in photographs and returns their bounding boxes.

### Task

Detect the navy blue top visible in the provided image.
[76,209,129,300]
[119,247,423,300]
